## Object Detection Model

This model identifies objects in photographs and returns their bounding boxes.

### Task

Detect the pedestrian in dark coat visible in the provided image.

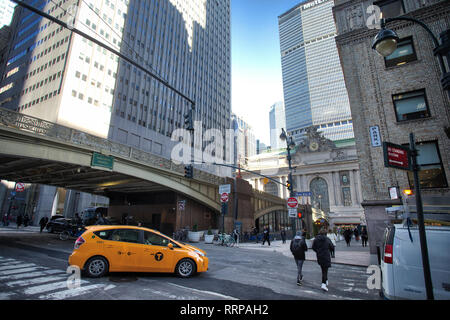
[281,228,287,244]
[361,226,368,247]
[354,227,360,242]
[290,231,308,286]
[262,226,270,246]
[312,228,334,292]
[39,216,47,233]
[343,228,352,247]
[252,226,258,243]
[16,215,22,228]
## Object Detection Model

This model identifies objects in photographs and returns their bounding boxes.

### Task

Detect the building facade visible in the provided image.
[333,0,450,253]
[278,0,354,143]
[0,0,231,223]
[231,113,257,166]
[243,127,364,228]
[269,101,286,150]
[0,0,15,28]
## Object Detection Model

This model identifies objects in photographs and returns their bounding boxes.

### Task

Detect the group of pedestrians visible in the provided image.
[290,228,335,292]
[343,226,369,247]
[15,214,31,228]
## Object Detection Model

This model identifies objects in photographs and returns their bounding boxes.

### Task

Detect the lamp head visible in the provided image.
[372,28,400,57]
[280,128,287,141]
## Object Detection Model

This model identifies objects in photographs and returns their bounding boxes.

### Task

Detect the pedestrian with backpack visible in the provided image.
[290,231,308,286]
[312,228,335,292]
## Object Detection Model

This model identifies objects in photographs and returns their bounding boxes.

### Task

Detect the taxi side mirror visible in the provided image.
[168,243,174,250]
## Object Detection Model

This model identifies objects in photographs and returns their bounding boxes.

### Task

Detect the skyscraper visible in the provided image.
[0,0,231,161]
[0,0,15,27]
[269,101,286,150]
[278,0,354,143]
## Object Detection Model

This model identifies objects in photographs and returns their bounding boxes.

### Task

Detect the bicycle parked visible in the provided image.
[214,233,236,247]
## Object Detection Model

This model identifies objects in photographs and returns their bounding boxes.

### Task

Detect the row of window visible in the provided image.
[18,89,60,111]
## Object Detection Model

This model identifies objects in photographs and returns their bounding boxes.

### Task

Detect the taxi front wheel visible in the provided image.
[175,258,196,278]
[84,256,109,278]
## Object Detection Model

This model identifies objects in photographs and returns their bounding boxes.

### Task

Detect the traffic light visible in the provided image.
[184,109,194,131]
[297,212,302,219]
[286,181,292,192]
[184,165,193,178]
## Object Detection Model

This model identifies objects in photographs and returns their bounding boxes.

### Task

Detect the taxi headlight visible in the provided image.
[194,250,205,257]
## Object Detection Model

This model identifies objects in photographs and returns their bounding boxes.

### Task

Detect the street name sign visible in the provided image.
[295,192,312,197]
[369,125,382,147]
[383,142,412,171]
[91,152,114,170]
[287,197,298,208]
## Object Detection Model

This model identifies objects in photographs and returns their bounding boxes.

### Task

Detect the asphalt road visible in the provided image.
[0,229,381,301]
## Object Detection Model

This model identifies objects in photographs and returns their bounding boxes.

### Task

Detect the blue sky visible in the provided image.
[231,0,302,145]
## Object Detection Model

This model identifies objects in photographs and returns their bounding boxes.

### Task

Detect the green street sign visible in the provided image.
[91,152,114,170]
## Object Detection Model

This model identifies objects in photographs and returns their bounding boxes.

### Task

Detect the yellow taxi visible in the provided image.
[68,225,208,278]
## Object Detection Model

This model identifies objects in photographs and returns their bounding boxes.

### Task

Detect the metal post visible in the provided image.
[409,133,434,300]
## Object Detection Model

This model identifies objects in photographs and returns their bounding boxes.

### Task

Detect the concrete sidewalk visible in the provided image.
[237,238,373,267]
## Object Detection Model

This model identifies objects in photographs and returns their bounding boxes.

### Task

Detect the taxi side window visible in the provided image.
[93,229,114,240]
[144,231,169,247]
[110,229,141,244]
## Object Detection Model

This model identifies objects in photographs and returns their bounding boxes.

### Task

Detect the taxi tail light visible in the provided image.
[384,244,393,264]
[74,236,85,249]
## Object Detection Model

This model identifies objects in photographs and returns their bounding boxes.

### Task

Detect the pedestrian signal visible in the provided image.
[297,212,302,219]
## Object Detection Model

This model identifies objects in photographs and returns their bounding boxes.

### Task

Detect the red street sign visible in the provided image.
[287,197,298,208]
[220,193,229,203]
[383,142,412,171]
[15,183,25,192]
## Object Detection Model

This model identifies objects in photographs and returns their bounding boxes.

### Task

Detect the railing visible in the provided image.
[0,107,221,186]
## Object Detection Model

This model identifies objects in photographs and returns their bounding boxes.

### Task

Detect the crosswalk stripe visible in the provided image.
[0,259,18,264]
[0,261,20,267]
[0,269,62,280]
[6,275,67,288]
[23,280,90,295]
[38,284,104,300]
[0,267,46,276]
[0,263,36,271]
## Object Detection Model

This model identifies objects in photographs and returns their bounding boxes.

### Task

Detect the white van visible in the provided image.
[381,224,450,300]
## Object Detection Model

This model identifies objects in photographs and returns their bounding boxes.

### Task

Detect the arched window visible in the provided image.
[310,177,330,213]
[264,182,279,197]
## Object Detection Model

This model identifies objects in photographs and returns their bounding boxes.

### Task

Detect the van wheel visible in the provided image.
[175,258,196,278]
[84,256,109,278]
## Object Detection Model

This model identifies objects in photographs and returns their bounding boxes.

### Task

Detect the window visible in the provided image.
[393,90,430,122]
[143,231,170,247]
[407,141,447,189]
[385,37,417,67]
[374,0,404,19]
[110,229,141,243]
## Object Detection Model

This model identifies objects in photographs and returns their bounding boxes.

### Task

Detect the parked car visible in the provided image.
[381,223,450,300]
[46,218,73,233]
[68,225,209,278]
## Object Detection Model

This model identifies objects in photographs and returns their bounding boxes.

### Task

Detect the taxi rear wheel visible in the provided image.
[175,258,196,278]
[84,256,109,278]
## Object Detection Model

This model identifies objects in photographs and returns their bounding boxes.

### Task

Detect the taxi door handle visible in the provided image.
[127,252,136,256]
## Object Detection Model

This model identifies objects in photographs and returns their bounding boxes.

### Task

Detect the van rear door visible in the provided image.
[381,226,396,299]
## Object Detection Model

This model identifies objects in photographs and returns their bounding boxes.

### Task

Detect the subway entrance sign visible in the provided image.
[383,142,412,171]
[91,152,114,170]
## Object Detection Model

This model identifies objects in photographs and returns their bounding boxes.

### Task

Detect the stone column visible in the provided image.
[355,170,363,205]
[327,172,336,207]
[349,170,357,207]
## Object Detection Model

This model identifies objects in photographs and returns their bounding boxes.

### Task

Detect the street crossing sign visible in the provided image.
[15,183,25,192]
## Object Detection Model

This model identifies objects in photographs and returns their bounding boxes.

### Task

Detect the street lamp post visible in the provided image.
[280,128,297,236]
[371,16,446,300]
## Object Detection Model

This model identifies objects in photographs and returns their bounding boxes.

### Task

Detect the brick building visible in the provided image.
[333,0,450,254]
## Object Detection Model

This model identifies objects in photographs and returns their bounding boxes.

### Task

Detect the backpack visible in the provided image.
[291,239,305,255]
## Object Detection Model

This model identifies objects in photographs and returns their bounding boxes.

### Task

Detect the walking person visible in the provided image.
[354,227,360,242]
[281,228,287,244]
[290,231,308,286]
[252,226,258,244]
[23,214,29,227]
[39,216,48,233]
[262,226,270,246]
[2,214,7,227]
[16,215,22,228]
[312,228,335,292]
[361,226,369,247]
[343,228,352,247]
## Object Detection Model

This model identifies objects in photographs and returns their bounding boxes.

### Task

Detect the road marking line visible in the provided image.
[38,284,104,300]
[23,280,89,295]
[0,269,63,280]
[0,267,46,276]
[168,283,239,300]
[0,263,36,271]
[5,275,67,287]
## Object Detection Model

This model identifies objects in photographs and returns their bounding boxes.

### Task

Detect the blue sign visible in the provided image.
[295,192,312,197]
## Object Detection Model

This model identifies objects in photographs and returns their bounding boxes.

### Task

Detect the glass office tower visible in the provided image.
[278,0,354,143]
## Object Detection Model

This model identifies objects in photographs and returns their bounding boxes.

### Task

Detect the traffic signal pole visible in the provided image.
[409,133,434,300]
